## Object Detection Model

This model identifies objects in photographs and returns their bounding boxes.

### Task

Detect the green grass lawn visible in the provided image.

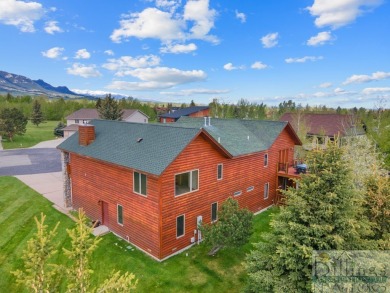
[0,176,277,292]
[1,121,60,149]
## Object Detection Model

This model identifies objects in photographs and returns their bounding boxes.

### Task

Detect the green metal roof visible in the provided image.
[58,119,201,176]
[58,117,293,176]
[174,117,289,156]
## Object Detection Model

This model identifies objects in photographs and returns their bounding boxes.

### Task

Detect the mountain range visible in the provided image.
[0,70,88,98]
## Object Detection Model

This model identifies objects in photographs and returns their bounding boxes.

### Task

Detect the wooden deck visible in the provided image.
[277,163,302,179]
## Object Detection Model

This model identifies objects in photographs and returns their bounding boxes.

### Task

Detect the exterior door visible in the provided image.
[101,201,109,225]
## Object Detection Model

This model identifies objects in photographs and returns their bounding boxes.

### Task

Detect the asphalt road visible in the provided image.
[0,148,62,176]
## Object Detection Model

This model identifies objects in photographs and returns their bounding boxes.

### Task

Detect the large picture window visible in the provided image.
[134,171,147,196]
[176,215,185,237]
[175,170,199,196]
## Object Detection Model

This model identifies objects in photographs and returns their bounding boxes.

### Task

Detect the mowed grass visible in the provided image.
[0,176,277,292]
[2,121,60,149]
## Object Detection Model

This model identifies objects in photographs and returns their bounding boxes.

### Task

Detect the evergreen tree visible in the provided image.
[31,99,44,127]
[0,107,28,141]
[96,94,123,120]
[12,214,60,292]
[190,100,196,107]
[245,143,371,292]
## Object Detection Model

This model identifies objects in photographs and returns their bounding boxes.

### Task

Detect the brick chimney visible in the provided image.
[78,124,95,146]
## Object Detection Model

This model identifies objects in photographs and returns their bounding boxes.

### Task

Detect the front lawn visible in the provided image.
[1,121,60,149]
[0,176,277,292]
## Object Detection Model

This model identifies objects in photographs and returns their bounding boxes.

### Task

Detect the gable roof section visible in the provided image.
[65,108,148,120]
[58,120,202,176]
[174,117,301,156]
[279,113,364,137]
[159,106,209,119]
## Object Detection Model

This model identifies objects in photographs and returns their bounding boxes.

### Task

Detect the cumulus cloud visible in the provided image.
[155,0,181,13]
[251,61,268,70]
[235,10,246,23]
[110,0,218,44]
[44,20,62,34]
[307,0,383,29]
[107,67,206,91]
[41,47,64,59]
[285,56,324,63]
[223,63,245,71]
[261,32,279,48]
[74,49,91,59]
[307,31,333,46]
[104,50,114,56]
[161,88,230,96]
[362,87,390,95]
[0,0,45,32]
[102,55,161,74]
[343,71,390,85]
[319,82,332,88]
[160,43,197,54]
[67,63,101,78]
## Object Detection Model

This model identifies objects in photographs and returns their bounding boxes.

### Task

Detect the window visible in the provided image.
[117,204,123,225]
[176,215,185,237]
[211,202,218,222]
[247,186,254,192]
[134,171,147,196]
[75,119,79,123]
[217,164,223,180]
[175,170,199,196]
[264,182,269,199]
[264,153,268,167]
[234,190,242,196]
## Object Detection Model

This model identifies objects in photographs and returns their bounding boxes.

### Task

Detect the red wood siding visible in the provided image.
[69,154,161,259]
[188,108,210,118]
[159,117,175,123]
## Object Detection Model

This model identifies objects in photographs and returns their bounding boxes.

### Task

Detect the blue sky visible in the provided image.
[0,0,389,108]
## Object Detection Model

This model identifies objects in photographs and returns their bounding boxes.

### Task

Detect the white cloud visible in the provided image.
[261,32,279,48]
[41,47,64,59]
[74,49,91,59]
[104,50,114,56]
[319,82,332,88]
[110,0,218,44]
[235,10,246,23]
[0,0,44,32]
[160,43,197,54]
[102,55,161,74]
[161,88,229,96]
[223,63,245,71]
[106,67,206,91]
[71,89,122,96]
[306,31,333,46]
[362,87,390,95]
[155,0,181,13]
[343,71,390,85]
[251,61,268,70]
[285,56,324,63]
[307,0,383,29]
[44,20,63,34]
[67,63,101,78]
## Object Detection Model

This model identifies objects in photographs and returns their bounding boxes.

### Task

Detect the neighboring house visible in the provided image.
[279,113,364,147]
[64,108,149,137]
[159,106,210,123]
[57,117,301,261]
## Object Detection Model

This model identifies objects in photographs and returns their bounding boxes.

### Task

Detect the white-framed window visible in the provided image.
[217,164,223,180]
[175,170,199,196]
[117,204,123,225]
[75,119,79,124]
[247,186,254,192]
[264,182,269,199]
[134,171,147,196]
[234,190,242,197]
[211,202,218,222]
[264,153,268,167]
[176,214,185,238]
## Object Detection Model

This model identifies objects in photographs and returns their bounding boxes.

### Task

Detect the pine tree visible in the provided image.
[12,214,60,292]
[245,143,371,292]
[96,94,123,120]
[31,99,45,127]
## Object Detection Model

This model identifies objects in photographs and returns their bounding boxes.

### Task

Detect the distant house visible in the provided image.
[57,117,301,261]
[279,113,364,147]
[159,106,210,123]
[63,108,149,137]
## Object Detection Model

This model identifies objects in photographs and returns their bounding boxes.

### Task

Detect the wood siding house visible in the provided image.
[159,106,210,123]
[57,117,301,261]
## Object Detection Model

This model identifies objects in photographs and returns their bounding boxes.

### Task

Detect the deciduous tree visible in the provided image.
[0,107,28,141]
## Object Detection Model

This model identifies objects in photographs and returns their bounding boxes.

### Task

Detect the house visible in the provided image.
[57,117,301,261]
[159,106,210,123]
[279,112,365,147]
[63,108,149,137]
